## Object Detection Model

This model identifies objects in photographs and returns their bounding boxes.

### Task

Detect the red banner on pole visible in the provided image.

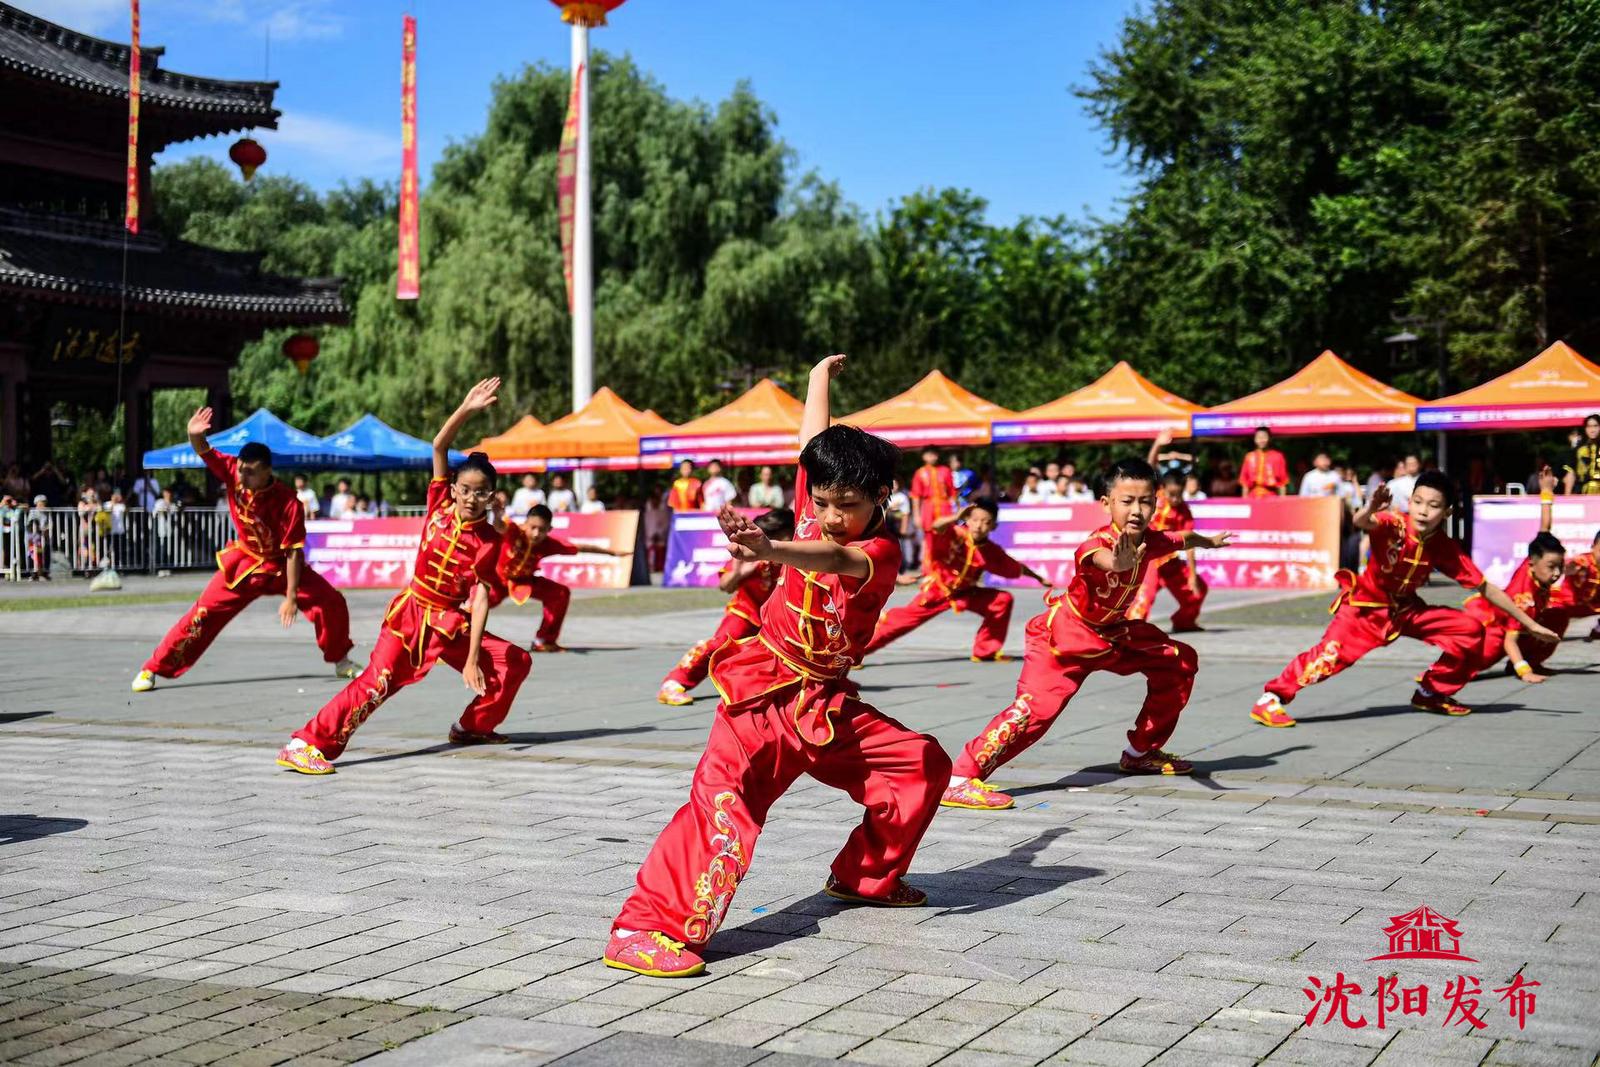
[557,62,583,311]
[396,14,420,300]
[124,0,141,233]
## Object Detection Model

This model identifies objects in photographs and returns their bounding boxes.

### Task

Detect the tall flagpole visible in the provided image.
[570,20,592,497]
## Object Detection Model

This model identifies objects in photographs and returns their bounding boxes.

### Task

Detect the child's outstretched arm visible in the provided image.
[1182,530,1234,551]
[720,505,871,579]
[434,377,501,479]
[1503,630,1549,684]
[1538,467,1556,533]
[800,354,846,448]
[462,583,490,696]
[1476,580,1558,644]
[932,503,975,533]
[186,406,214,455]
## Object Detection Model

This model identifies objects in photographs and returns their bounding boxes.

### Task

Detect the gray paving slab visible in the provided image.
[2,579,1597,1062]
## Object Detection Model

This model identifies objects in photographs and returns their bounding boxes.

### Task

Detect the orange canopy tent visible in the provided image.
[1418,341,1600,431]
[472,414,544,462]
[1191,350,1421,436]
[991,361,1200,443]
[838,369,1014,447]
[639,378,804,466]
[473,387,674,472]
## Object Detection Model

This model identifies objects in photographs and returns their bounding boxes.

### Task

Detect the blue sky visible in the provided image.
[30,0,1142,225]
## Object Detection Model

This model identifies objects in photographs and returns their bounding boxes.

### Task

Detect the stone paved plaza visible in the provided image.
[1,580,1598,1066]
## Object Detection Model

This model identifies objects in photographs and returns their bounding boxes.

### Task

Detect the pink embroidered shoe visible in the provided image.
[276,743,334,775]
[603,930,705,978]
[940,777,1014,810]
[823,874,927,908]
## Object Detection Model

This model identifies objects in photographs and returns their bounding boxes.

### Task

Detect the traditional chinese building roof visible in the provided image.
[0,207,345,323]
[0,2,279,146]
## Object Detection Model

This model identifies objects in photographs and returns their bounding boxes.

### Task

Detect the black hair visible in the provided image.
[800,424,899,498]
[1254,425,1271,437]
[707,458,723,467]
[1584,412,1599,424]
[1528,532,1565,559]
[1098,457,1158,497]
[968,497,1000,520]
[1161,469,1185,488]
[527,504,553,523]
[1412,469,1455,508]
[755,507,795,538]
[921,446,940,457]
[238,442,272,466]
[452,450,497,484]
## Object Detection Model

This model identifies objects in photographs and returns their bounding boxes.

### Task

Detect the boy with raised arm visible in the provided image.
[132,408,356,692]
[605,355,950,979]
[276,380,531,774]
[495,503,632,652]
[658,507,795,705]
[1464,471,1572,683]
[863,499,1046,662]
[1251,472,1558,727]
[942,458,1234,812]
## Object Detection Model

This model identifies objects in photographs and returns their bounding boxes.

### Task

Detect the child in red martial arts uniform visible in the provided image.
[1251,472,1559,727]
[495,503,632,653]
[1240,426,1289,497]
[863,499,1046,662]
[910,447,956,571]
[657,507,795,706]
[667,460,704,512]
[276,379,531,774]
[605,354,950,979]
[1565,530,1600,641]
[941,458,1234,812]
[1465,474,1572,682]
[1126,469,1208,632]
[132,408,356,692]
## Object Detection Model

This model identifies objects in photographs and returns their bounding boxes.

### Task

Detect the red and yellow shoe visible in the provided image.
[276,743,334,775]
[823,874,927,907]
[1119,748,1194,775]
[448,724,510,745]
[603,930,705,978]
[969,652,1012,663]
[658,681,694,706]
[940,777,1014,810]
[1250,694,1296,728]
[1411,690,1472,716]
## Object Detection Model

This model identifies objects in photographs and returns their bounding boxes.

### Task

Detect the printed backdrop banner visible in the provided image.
[124,0,140,233]
[396,15,420,300]
[986,497,1341,591]
[661,510,762,587]
[306,511,640,590]
[1470,494,1600,586]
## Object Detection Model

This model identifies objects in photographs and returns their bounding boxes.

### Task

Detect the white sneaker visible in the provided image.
[156,570,172,578]
[131,670,156,693]
[334,658,360,679]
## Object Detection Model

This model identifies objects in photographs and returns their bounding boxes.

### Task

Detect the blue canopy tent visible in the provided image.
[319,414,465,471]
[141,409,369,470]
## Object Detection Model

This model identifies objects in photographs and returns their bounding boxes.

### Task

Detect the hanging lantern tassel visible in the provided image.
[282,333,319,375]
[229,137,267,181]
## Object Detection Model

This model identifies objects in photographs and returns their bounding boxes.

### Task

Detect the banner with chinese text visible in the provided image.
[124,0,140,233]
[661,510,762,587]
[557,63,583,310]
[396,15,419,300]
[1470,494,1600,586]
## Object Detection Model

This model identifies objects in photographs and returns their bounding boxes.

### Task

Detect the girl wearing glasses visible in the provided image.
[278,379,532,774]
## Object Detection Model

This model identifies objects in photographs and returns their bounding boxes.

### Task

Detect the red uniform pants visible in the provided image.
[1265,602,1482,704]
[952,616,1197,779]
[613,696,950,948]
[519,576,571,644]
[1467,615,1567,678]
[144,567,353,678]
[865,587,1014,659]
[293,625,530,760]
[665,613,758,690]
[1129,556,1208,630]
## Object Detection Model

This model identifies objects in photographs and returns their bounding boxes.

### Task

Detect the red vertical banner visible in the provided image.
[124,0,141,233]
[396,14,420,301]
[557,62,583,311]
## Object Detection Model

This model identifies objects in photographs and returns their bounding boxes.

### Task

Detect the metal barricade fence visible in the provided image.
[1,507,235,580]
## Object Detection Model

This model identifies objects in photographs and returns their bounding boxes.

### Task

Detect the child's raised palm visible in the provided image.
[813,353,847,379]
[719,505,768,561]
[462,377,501,413]
[187,407,213,437]
[1110,526,1145,571]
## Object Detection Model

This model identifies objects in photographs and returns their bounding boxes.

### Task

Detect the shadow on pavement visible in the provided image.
[1,814,88,845]
[1006,745,1313,797]
[0,711,51,725]
[709,827,1102,960]
[156,673,336,690]
[1295,701,1528,724]
[335,725,659,767]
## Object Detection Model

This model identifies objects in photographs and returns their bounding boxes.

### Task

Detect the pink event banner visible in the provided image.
[661,510,762,587]
[986,497,1342,591]
[305,511,638,590]
[1470,494,1600,587]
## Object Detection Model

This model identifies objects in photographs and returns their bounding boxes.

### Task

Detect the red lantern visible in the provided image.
[548,0,626,27]
[229,137,267,181]
[282,333,319,376]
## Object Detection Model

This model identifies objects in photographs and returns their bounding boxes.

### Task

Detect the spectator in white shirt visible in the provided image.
[510,474,545,518]
[1045,475,1071,504]
[328,478,355,519]
[546,473,576,513]
[1066,478,1096,502]
[1386,454,1421,514]
[701,459,737,512]
[580,486,607,514]
[1183,474,1207,501]
[1016,471,1049,504]
[747,465,785,509]
[293,474,320,519]
[1298,453,1341,497]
